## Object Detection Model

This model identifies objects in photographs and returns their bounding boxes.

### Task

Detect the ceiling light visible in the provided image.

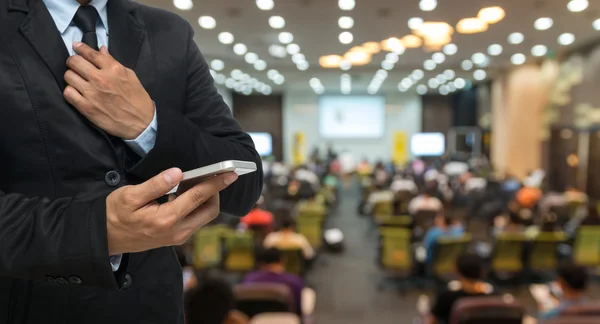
[319,55,343,68]
[344,51,371,65]
[408,17,424,30]
[594,19,600,31]
[214,74,226,84]
[339,60,352,71]
[256,0,274,10]
[269,44,287,58]
[286,44,300,55]
[385,53,399,63]
[173,0,193,10]
[339,16,354,29]
[398,85,408,92]
[269,16,285,29]
[273,74,285,85]
[478,6,505,24]
[218,32,234,45]
[309,78,322,88]
[508,32,524,44]
[558,33,575,46]
[267,69,279,79]
[338,0,355,10]
[198,16,216,29]
[254,60,267,71]
[210,59,224,71]
[375,69,388,79]
[381,60,395,70]
[473,69,486,81]
[461,60,473,71]
[233,43,248,55]
[381,38,404,53]
[534,17,553,30]
[362,42,381,54]
[339,31,354,44]
[488,44,503,56]
[456,18,488,34]
[439,85,449,95]
[278,32,294,44]
[531,45,548,57]
[428,78,440,89]
[444,69,455,80]
[245,52,259,64]
[511,53,526,65]
[292,53,306,64]
[413,22,453,49]
[231,69,243,79]
[436,74,446,83]
[432,52,445,64]
[454,78,466,89]
[401,78,413,88]
[447,83,456,92]
[567,0,588,12]
[443,43,458,55]
[420,0,437,11]
[412,69,425,80]
[314,86,324,95]
[424,59,436,71]
[417,84,428,95]
[225,78,235,88]
[263,86,273,95]
[340,74,351,94]
[297,61,309,71]
[401,35,423,48]
[471,53,487,65]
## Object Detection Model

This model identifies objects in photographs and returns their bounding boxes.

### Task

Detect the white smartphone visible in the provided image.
[168,160,257,194]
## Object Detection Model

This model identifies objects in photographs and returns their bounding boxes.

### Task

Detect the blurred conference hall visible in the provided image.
[151,0,600,323]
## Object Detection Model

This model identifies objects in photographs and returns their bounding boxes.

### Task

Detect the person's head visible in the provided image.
[434,213,451,229]
[185,270,243,324]
[456,252,486,282]
[280,218,295,232]
[258,248,285,273]
[557,261,588,297]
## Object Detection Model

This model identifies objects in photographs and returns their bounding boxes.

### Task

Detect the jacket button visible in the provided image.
[68,276,83,285]
[122,273,132,290]
[44,275,56,283]
[105,171,121,187]
[55,277,69,285]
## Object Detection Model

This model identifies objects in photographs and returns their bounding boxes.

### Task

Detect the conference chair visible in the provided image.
[490,233,527,282]
[430,235,472,283]
[561,301,600,317]
[449,296,525,324]
[193,225,229,269]
[544,317,600,324]
[573,226,600,268]
[528,231,567,280]
[377,227,413,292]
[224,231,256,273]
[250,313,301,324]
[296,215,324,250]
[412,210,438,242]
[279,248,306,277]
[234,283,295,318]
[379,215,412,228]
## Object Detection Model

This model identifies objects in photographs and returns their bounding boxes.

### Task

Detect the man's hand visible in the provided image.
[106,168,238,255]
[64,42,154,140]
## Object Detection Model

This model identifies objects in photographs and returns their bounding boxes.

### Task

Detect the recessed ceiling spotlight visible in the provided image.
[339,31,354,44]
[278,32,294,44]
[454,78,466,89]
[338,0,355,10]
[424,59,436,71]
[286,44,300,55]
[198,16,216,29]
[511,53,526,65]
[534,17,553,30]
[401,78,413,89]
[269,16,285,29]
[432,52,445,64]
[478,6,505,24]
[233,43,248,55]
[417,84,428,95]
[225,78,236,89]
[443,43,458,55]
[488,44,503,56]
[531,44,548,57]
[297,61,310,71]
[420,0,437,12]
[309,78,322,88]
[439,85,449,95]
[594,18,600,31]
[231,69,243,79]
[386,53,400,63]
[436,74,446,83]
[448,83,457,92]
[267,69,279,79]
[273,74,285,85]
[210,59,224,71]
[381,60,395,70]
[173,0,193,10]
[471,53,487,65]
[254,60,267,71]
[339,16,354,29]
[256,0,274,10]
[567,0,588,12]
[245,52,259,64]
[340,60,352,71]
[214,74,226,84]
[461,60,473,71]
[412,69,425,80]
[444,69,455,80]
[558,33,576,46]
[408,17,424,30]
[508,32,524,44]
[473,69,486,81]
[428,78,440,89]
[269,44,287,58]
[218,32,234,44]
[292,53,306,64]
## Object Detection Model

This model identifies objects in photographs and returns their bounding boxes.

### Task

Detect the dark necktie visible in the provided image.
[73,5,99,50]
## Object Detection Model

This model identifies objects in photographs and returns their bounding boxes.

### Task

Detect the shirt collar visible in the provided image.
[43,0,109,35]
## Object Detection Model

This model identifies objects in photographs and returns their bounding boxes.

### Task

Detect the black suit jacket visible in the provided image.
[0,0,263,323]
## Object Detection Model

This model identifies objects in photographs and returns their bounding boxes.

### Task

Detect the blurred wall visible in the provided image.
[282,91,422,163]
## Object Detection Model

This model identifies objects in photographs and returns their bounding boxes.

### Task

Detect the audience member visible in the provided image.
[242,248,305,315]
[539,262,589,321]
[185,270,249,324]
[427,253,493,324]
[424,213,464,263]
[240,196,274,229]
[264,219,315,260]
[408,188,444,214]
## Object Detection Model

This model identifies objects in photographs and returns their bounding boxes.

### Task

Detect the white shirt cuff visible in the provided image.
[109,254,123,272]
[124,106,158,157]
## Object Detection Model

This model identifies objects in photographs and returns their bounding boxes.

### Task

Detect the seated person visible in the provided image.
[424,213,464,263]
[240,196,274,229]
[264,219,315,260]
[427,253,493,324]
[242,248,305,316]
[539,261,589,322]
[492,208,525,237]
[185,270,249,324]
[363,184,394,214]
[408,188,443,215]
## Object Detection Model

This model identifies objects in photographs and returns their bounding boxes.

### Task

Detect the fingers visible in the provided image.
[73,42,113,69]
[64,85,92,111]
[66,55,98,81]
[126,168,183,207]
[64,70,89,94]
[176,195,220,236]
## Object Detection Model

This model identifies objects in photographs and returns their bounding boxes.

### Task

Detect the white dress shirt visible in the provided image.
[43,0,159,271]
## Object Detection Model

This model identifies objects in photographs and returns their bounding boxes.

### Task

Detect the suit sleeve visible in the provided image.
[128,23,263,217]
[0,192,127,289]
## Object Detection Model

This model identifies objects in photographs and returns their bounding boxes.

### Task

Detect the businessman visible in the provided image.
[0,0,263,323]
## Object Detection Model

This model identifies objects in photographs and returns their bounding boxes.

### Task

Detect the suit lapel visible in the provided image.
[18,0,70,91]
[107,0,145,71]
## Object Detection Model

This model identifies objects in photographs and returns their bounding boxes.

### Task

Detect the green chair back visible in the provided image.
[374,201,393,218]
[491,233,527,273]
[379,227,412,271]
[574,226,600,267]
[529,232,567,271]
[224,231,255,272]
[379,215,412,228]
[296,217,323,250]
[193,225,228,269]
[279,248,305,276]
[432,235,471,278]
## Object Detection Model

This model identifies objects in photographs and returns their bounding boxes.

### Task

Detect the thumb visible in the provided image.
[130,168,183,205]
[100,45,109,55]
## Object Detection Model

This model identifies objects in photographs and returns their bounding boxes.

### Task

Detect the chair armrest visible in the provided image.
[302,287,317,316]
